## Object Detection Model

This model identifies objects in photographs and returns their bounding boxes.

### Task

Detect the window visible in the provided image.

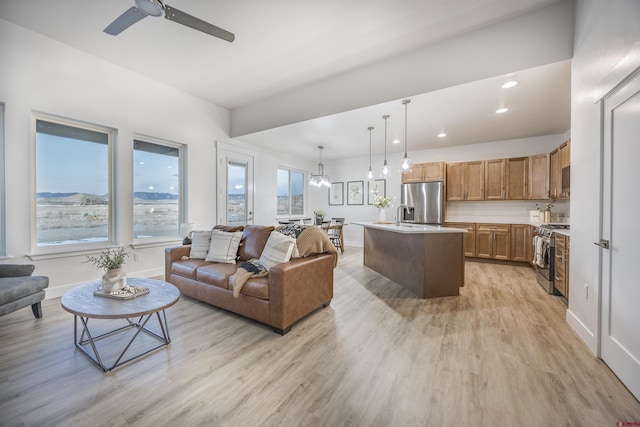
[133,139,184,240]
[0,103,5,256]
[277,167,304,216]
[35,116,113,247]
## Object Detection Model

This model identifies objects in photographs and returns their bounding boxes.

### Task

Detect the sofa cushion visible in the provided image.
[240,277,269,300]
[171,259,209,279]
[196,263,239,289]
[190,230,213,259]
[205,230,243,263]
[258,231,296,271]
[237,225,275,261]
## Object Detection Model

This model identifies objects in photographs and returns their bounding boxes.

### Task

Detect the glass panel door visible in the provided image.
[227,161,248,227]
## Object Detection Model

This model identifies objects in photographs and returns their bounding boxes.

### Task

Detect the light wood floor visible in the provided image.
[1,249,639,426]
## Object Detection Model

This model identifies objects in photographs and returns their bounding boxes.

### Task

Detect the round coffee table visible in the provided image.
[61,278,180,372]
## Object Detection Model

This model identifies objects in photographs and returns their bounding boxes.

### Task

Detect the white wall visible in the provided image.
[0,19,229,298]
[323,134,568,247]
[568,0,640,353]
[219,138,320,226]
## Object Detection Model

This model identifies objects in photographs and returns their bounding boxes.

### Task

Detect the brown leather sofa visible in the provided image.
[165,225,335,334]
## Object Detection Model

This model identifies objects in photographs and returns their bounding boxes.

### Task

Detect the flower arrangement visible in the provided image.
[314,209,326,217]
[84,247,129,271]
[373,196,394,209]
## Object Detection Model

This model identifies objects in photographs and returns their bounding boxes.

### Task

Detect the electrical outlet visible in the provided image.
[133,253,140,262]
[584,283,589,299]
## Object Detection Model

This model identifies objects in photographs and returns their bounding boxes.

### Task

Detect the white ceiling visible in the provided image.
[0,0,572,161]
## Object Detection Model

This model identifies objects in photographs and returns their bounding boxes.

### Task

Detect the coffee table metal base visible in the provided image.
[73,310,171,372]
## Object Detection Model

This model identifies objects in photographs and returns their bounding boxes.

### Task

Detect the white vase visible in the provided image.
[101,268,126,293]
[377,208,387,223]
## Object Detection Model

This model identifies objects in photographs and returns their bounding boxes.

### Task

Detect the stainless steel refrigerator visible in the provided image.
[400,181,444,225]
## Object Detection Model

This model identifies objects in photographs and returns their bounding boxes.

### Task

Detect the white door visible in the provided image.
[600,69,640,400]
[217,144,254,226]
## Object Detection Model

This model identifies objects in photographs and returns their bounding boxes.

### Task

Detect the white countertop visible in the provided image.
[353,221,467,234]
[446,217,570,228]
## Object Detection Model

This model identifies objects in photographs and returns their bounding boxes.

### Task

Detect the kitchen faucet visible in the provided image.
[396,204,409,226]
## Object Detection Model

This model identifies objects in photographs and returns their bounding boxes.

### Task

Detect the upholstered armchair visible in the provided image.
[0,264,49,318]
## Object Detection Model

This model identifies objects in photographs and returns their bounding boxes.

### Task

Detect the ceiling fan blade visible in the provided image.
[163,5,235,42]
[104,6,148,35]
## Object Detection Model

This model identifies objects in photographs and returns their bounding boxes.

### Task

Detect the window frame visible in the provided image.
[132,135,187,245]
[276,166,306,217]
[31,113,116,256]
[0,103,5,257]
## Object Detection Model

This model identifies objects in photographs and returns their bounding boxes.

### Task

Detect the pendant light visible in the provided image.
[382,115,390,176]
[366,126,374,180]
[401,99,412,171]
[309,145,331,188]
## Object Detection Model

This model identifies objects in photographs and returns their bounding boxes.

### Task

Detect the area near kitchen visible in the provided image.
[401,138,571,302]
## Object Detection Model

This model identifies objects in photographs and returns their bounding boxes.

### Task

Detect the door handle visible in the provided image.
[594,240,610,249]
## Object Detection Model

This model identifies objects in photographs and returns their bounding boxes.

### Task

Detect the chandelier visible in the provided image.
[309,145,331,188]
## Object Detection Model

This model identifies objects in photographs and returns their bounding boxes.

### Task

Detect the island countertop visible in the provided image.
[353,221,467,234]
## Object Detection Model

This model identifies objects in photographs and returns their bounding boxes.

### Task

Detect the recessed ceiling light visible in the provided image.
[502,80,518,89]
[438,132,447,138]
[495,107,509,114]
[393,138,400,144]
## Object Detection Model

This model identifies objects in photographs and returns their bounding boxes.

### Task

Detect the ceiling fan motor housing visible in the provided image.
[135,0,163,17]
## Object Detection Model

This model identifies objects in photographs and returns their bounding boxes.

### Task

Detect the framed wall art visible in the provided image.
[347,180,364,205]
[329,182,344,206]
[368,179,386,205]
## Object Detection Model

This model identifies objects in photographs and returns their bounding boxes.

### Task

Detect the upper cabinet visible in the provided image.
[484,159,505,200]
[528,154,549,200]
[550,139,570,199]
[402,161,445,183]
[445,161,484,201]
[506,157,528,200]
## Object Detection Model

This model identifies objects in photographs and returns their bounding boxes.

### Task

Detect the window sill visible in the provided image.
[131,238,182,249]
[28,242,120,261]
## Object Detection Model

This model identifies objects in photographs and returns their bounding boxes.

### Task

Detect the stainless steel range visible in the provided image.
[532,224,570,294]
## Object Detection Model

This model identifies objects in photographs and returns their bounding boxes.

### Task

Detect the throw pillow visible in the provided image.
[205,230,243,264]
[258,231,296,271]
[189,230,213,259]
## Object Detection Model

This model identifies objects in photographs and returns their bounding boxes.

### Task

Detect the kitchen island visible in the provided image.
[354,222,466,299]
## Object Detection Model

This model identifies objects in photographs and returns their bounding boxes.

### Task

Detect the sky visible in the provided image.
[36,134,178,195]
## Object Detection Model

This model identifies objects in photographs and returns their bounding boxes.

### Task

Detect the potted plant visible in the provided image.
[314,209,326,225]
[84,247,129,293]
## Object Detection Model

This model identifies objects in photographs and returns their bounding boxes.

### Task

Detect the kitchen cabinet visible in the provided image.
[549,148,560,199]
[446,161,484,201]
[549,140,570,200]
[466,161,485,200]
[554,234,570,299]
[510,224,530,262]
[402,161,445,183]
[528,154,549,200]
[476,224,510,260]
[506,157,528,200]
[445,222,476,256]
[558,139,571,199]
[484,159,505,200]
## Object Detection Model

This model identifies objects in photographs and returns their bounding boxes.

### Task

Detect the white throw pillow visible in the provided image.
[258,231,296,271]
[190,230,213,259]
[205,230,243,264]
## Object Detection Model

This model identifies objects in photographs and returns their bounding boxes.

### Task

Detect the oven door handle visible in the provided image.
[594,239,610,249]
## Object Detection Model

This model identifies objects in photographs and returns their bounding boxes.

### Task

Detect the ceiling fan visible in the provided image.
[104,0,235,42]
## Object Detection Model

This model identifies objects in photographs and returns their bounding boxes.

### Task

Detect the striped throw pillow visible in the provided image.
[258,231,296,271]
[189,230,213,259]
[205,230,243,264]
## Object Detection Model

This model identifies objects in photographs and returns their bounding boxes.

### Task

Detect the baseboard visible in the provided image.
[566,308,598,356]
[44,267,165,300]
